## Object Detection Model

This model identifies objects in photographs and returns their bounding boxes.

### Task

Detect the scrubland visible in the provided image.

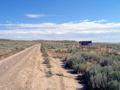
[42,41,120,90]
[0,39,120,90]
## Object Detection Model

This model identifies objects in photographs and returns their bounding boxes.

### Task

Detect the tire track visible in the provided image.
[0,45,41,90]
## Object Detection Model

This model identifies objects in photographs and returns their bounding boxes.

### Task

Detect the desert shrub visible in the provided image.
[46,71,53,77]
[85,65,120,90]
[65,52,86,69]
[113,64,120,71]
[100,57,113,66]
[43,57,49,64]
[41,44,51,68]
[89,73,107,89]
[86,65,107,89]
[73,63,87,73]
[80,52,100,62]
[46,45,56,49]
[109,71,120,81]
[54,48,61,53]
[108,80,120,90]
[100,54,120,66]
[41,44,48,57]
[43,57,51,68]
[65,52,100,69]
[41,44,45,53]
[67,48,79,53]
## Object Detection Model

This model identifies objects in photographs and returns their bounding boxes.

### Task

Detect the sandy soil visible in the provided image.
[0,44,83,90]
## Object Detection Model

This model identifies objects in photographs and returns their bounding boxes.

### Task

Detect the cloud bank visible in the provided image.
[25,14,46,18]
[0,20,120,42]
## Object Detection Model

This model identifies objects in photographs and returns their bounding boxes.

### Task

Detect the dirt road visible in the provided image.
[0,44,82,90]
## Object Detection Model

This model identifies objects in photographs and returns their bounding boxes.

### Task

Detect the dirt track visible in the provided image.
[0,44,83,90]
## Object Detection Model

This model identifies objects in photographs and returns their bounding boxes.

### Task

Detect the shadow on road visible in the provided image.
[60,60,88,90]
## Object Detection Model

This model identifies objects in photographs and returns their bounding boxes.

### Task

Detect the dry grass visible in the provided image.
[0,39,36,60]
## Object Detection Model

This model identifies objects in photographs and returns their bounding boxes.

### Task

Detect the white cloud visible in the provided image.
[1,20,120,34]
[25,14,46,18]
[0,20,120,41]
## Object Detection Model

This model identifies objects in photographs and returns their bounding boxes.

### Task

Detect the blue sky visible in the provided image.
[0,0,120,42]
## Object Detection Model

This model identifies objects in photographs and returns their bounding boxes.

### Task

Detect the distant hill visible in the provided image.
[0,39,11,41]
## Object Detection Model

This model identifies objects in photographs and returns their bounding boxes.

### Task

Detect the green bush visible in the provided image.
[43,57,49,64]
[65,52,100,72]
[100,54,120,66]
[41,44,45,53]
[43,57,51,68]
[41,44,48,57]
[73,63,86,73]
[108,80,120,90]
[86,65,108,89]
[65,52,85,69]
[41,44,51,68]
[86,65,120,90]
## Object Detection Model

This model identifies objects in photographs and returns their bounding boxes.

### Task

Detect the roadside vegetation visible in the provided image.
[41,43,51,68]
[0,39,35,60]
[65,52,120,90]
[42,41,120,90]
